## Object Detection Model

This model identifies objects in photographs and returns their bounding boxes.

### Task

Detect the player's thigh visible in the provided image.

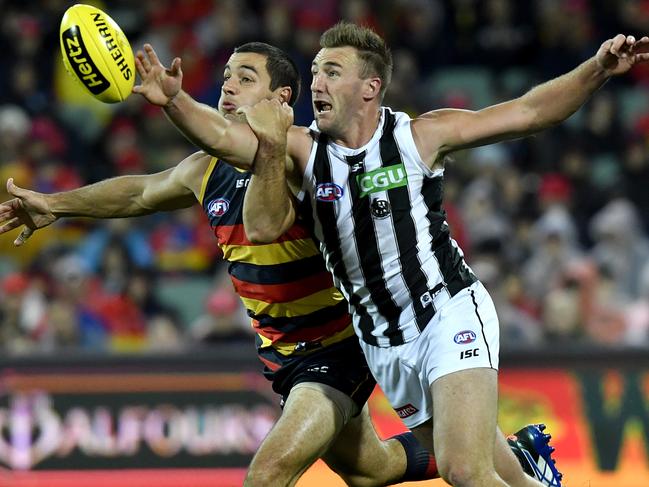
[323,404,406,485]
[428,367,499,471]
[250,382,349,478]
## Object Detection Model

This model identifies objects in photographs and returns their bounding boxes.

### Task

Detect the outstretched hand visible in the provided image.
[0,179,56,246]
[236,99,294,144]
[132,43,183,106]
[596,34,649,76]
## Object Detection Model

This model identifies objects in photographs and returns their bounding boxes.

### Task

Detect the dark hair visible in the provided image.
[234,42,301,106]
[319,22,393,99]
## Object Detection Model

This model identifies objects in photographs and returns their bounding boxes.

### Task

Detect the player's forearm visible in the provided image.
[521,57,609,129]
[163,91,257,169]
[163,91,230,155]
[243,139,295,243]
[47,176,155,218]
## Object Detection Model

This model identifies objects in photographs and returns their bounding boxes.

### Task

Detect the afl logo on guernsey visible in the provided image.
[454,330,477,344]
[316,183,343,202]
[208,198,230,217]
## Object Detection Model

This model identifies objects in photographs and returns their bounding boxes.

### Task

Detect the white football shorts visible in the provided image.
[360,280,500,428]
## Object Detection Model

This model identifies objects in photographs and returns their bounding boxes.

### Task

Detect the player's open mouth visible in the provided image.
[314,101,332,113]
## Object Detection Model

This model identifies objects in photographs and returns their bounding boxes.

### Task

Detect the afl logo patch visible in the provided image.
[316,183,343,201]
[454,330,477,344]
[208,198,230,217]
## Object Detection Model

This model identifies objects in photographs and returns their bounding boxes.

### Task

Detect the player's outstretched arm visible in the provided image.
[0,152,209,246]
[413,34,649,165]
[240,99,297,243]
[132,44,258,169]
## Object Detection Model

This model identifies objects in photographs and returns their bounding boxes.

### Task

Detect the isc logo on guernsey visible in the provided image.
[316,183,343,201]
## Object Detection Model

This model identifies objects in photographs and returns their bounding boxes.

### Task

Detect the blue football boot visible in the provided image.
[507,423,563,487]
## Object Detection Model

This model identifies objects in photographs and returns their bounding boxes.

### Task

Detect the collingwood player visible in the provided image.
[105,23,649,486]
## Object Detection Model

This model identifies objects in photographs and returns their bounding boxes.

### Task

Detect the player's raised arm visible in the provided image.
[413,34,649,166]
[133,44,259,168]
[240,100,298,243]
[0,152,209,246]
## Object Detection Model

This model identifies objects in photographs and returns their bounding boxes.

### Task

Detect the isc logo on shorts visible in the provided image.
[394,403,419,419]
[454,330,477,344]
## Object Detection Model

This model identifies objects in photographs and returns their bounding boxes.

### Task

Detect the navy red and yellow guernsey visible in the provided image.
[199,158,355,376]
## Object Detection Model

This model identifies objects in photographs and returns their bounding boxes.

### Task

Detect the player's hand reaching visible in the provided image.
[0,179,56,246]
[132,43,183,106]
[596,34,649,76]
[237,99,294,145]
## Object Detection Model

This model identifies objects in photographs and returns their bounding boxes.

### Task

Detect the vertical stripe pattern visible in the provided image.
[302,108,477,347]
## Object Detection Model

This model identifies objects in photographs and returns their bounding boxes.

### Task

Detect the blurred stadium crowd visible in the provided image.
[1,0,649,354]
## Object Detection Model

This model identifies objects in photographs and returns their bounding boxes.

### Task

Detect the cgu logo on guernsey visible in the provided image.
[316,183,344,201]
[357,164,408,197]
[208,198,230,217]
[454,330,477,344]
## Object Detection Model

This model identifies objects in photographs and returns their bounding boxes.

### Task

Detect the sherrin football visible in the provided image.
[59,4,134,103]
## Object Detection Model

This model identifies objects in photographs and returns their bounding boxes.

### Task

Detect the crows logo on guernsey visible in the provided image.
[207,198,230,217]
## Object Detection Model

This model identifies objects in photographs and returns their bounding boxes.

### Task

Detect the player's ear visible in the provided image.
[362,77,381,102]
[277,86,292,105]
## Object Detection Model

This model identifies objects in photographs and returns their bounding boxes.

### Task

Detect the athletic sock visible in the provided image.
[392,432,439,481]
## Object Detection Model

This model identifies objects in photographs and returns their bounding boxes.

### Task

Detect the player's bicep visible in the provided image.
[140,152,207,211]
[414,100,536,161]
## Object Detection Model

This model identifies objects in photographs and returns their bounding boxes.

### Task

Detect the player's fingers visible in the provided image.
[13,227,33,247]
[633,37,649,55]
[0,211,14,224]
[601,39,613,53]
[6,178,24,198]
[0,201,17,219]
[144,44,162,67]
[610,34,627,55]
[0,218,22,235]
[135,55,148,78]
[168,57,182,76]
[137,49,151,72]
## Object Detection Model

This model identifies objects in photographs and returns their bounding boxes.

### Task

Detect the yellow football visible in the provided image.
[59,4,135,103]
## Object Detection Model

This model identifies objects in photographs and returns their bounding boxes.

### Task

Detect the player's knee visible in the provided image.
[245,455,300,486]
[331,471,391,487]
[244,464,290,486]
[437,457,494,487]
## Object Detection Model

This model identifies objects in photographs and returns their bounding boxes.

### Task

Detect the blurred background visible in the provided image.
[0,0,648,486]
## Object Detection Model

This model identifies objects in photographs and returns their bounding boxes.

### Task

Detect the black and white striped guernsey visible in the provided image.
[298,107,477,347]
